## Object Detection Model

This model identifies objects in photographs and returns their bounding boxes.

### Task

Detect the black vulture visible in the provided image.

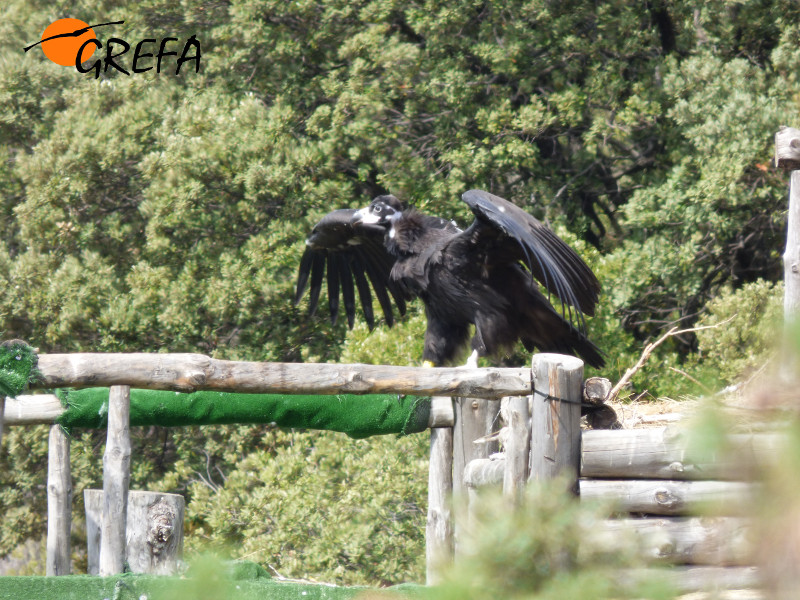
[295,189,604,368]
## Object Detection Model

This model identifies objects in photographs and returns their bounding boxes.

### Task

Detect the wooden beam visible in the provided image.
[777,126,800,378]
[600,517,752,566]
[775,126,800,170]
[580,479,754,516]
[581,428,780,480]
[502,395,530,502]
[464,457,505,489]
[462,457,755,515]
[622,566,760,594]
[4,395,64,425]
[529,354,584,492]
[464,458,506,529]
[426,425,453,585]
[46,425,71,575]
[428,396,455,428]
[452,397,498,496]
[32,354,530,399]
[99,385,131,576]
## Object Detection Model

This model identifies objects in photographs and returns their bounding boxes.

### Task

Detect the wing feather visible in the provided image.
[339,257,356,329]
[295,208,406,330]
[306,252,325,318]
[461,189,600,331]
[351,254,375,329]
[326,253,341,325]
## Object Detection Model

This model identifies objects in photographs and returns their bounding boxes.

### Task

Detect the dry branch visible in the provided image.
[606,317,735,403]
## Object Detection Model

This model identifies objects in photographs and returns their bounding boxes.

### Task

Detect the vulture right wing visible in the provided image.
[295,209,408,329]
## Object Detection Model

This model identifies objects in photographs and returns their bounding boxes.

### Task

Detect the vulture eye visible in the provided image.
[374,205,382,214]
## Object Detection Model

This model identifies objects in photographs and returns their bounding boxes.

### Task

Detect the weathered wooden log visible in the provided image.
[32,354,530,399]
[585,405,621,429]
[582,377,619,429]
[580,479,754,516]
[530,354,584,491]
[462,457,754,515]
[582,427,780,480]
[622,566,760,594]
[86,489,184,575]
[99,385,131,576]
[775,126,800,170]
[428,396,454,427]
[464,458,505,530]
[452,396,498,559]
[777,126,800,378]
[4,394,64,425]
[598,517,753,566]
[3,392,454,429]
[502,396,530,502]
[46,425,71,575]
[426,425,453,585]
[464,457,505,489]
[583,377,612,404]
[452,397,498,496]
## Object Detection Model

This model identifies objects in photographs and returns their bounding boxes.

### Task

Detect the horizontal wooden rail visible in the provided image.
[623,566,760,593]
[582,428,780,480]
[600,517,752,566]
[465,457,755,515]
[31,354,530,399]
[580,479,755,516]
[4,394,63,425]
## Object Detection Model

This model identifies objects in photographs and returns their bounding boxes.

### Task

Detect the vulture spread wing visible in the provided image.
[460,189,600,332]
[294,208,408,329]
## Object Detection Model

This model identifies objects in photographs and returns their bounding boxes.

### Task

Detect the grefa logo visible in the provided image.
[24,18,201,78]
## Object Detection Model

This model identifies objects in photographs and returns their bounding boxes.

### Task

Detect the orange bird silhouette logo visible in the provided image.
[24,18,123,66]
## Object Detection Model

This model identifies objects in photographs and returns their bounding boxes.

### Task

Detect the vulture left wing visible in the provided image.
[295,208,408,329]
[460,189,600,330]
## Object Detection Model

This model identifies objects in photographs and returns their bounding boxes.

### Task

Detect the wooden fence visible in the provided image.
[1,352,533,582]
[0,351,767,592]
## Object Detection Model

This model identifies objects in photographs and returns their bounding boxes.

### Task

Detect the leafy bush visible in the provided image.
[693,280,783,385]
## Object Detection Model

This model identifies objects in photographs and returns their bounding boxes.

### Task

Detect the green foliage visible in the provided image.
[437,483,675,600]
[692,280,784,384]
[183,429,428,586]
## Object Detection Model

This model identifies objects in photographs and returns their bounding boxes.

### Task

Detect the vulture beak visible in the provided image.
[352,207,383,228]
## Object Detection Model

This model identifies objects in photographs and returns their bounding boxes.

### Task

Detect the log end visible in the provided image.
[775,126,800,170]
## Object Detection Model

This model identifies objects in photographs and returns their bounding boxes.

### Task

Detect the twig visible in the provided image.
[606,316,736,403]
[667,366,711,393]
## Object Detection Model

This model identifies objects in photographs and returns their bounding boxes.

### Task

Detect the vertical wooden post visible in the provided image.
[426,416,454,585]
[86,489,185,575]
[529,354,584,493]
[775,126,800,378]
[46,424,72,575]
[100,385,131,576]
[503,395,531,501]
[452,397,498,496]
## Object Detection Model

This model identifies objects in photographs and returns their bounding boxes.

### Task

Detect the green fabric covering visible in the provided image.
[56,388,431,439]
[0,340,38,398]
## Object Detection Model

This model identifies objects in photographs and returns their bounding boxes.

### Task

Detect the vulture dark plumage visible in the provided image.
[294,189,604,368]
